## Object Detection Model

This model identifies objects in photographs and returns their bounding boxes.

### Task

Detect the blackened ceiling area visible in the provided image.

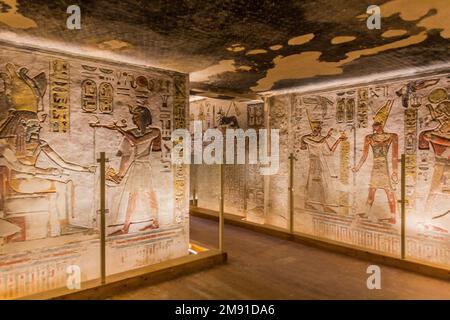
[0,0,448,97]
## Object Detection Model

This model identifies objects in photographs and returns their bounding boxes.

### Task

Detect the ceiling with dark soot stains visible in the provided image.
[0,0,449,98]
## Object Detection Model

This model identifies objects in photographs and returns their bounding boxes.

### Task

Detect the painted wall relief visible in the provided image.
[191,73,450,267]
[0,63,90,242]
[415,87,450,235]
[190,98,244,131]
[189,98,253,216]
[0,45,188,298]
[352,100,398,224]
[89,106,162,235]
[266,95,289,228]
[291,74,450,266]
[172,76,188,224]
[300,109,346,214]
[245,102,265,223]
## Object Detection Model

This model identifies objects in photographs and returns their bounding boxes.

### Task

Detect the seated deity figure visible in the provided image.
[0,63,92,242]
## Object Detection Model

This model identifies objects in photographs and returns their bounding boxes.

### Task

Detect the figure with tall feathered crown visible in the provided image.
[352,100,398,224]
[300,110,347,213]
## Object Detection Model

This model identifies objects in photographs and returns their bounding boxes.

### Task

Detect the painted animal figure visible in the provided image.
[217,110,239,128]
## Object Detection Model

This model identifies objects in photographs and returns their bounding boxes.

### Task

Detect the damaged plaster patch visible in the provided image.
[288,33,315,45]
[270,45,283,50]
[246,49,268,55]
[227,46,245,52]
[190,59,236,82]
[252,52,343,92]
[253,32,428,92]
[0,0,37,29]
[380,0,449,38]
[98,39,131,50]
[238,65,252,71]
[382,29,408,38]
[331,36,356,44]
[344,31,427,60]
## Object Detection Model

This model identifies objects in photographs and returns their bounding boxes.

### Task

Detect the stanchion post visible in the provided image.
[288,153,295,233]
[219,163,225,252]
[401,154,406,259]
[97,152,107,284]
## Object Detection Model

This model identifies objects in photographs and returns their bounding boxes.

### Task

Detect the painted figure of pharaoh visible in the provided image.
[352,100,398,224]
[90,106,162,235]
[0,63,93,242]
[418,100,450,233]
[300,111,347,213]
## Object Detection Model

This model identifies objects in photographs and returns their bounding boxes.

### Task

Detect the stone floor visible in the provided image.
[112,216,450,299]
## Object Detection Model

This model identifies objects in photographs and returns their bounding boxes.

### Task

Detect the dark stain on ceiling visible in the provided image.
[0,0,449,97]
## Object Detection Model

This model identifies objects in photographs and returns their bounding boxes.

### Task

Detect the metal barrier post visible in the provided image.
[401,154,406,259]
[219,163,224,252]
[288,153,296,233]
[97,152,107,284]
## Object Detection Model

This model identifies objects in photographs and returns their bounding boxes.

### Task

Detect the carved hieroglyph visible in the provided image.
[49,60,70,132]
[98,82,113,113]
[173,75,188,224]
[81,79,97,112]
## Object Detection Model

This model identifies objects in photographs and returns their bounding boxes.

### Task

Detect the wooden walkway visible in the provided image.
[112,216,450,299]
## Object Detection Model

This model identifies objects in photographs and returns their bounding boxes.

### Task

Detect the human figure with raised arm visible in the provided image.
[300,111,347,213]
[90,105,162,235]
[417,102,450,233]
